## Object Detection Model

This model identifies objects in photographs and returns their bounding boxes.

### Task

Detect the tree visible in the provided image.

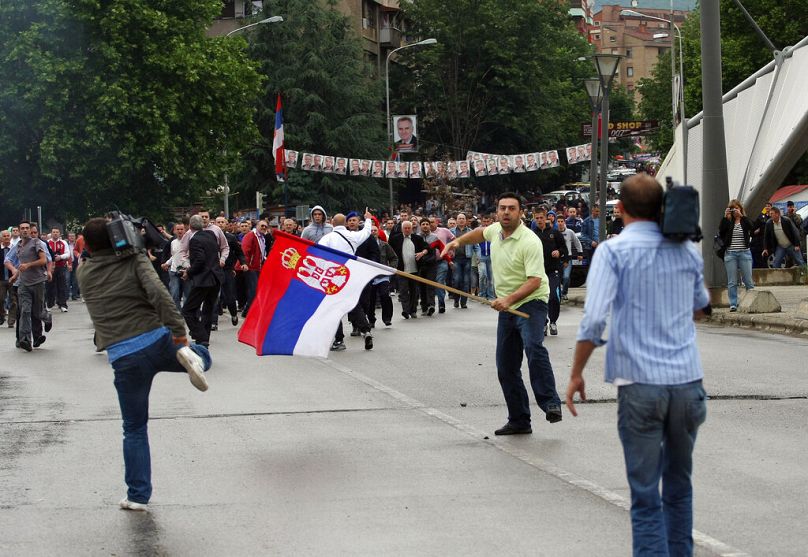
[240,0,389,213]
[390,0,601,194]
[637,52,675,151]
[0,0,263,225]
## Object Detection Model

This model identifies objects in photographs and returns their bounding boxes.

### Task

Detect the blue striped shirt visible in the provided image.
[576,221,709,385]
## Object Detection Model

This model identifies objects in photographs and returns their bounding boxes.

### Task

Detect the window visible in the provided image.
[611,48,619,54]
[609,35,616,43]
[625,48,632,59]
[627,67,634,77]
[595,34,601,41]
[594,21,601,26]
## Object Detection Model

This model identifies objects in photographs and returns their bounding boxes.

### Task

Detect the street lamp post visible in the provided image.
[385,38,437,216]
[584,78,603,213]
[223,15,284,218]
[590,54,622,244]
[622,9,687,184]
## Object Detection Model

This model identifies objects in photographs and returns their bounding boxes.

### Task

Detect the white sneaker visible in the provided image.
[176,347,208,392]
[119,498,148,511]
[60,307,68,313]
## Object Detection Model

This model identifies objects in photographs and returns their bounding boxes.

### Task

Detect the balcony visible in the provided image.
[380,26,402,47]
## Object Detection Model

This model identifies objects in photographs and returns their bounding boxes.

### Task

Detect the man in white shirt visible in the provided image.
[318,210,374,351]
[178,209,229,267]
[162,223,190,311]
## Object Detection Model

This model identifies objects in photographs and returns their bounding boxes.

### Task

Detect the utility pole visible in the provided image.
[700,0,730,288]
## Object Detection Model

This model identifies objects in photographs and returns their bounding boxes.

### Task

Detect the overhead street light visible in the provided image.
[225,15,284,37]
[590,53,622,244]
[584,78,603,212]
[621,8,687,184]
[222,15,284,218]
[385,38,438,216]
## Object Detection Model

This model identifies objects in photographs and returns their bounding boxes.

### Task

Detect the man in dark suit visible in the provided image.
[182,215,224,347]
[388,220,431,319]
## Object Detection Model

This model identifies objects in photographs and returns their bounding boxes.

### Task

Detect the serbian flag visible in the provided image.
[238,231,394,358]
[273,94,286,182]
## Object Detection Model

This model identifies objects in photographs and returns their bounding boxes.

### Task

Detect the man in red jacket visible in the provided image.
[241,220,269,316]
[47,227,71,312]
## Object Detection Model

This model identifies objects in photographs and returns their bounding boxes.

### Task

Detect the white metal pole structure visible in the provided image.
[590,54,622,244]
[224,16,284,218]
[584,78,603,213]
[622,9,687,184]
[385,38,437,216]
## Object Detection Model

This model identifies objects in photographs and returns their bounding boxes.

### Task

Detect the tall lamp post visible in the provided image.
[590,54,622,243]
[584,78,603,213]
[223,15,284,218]
[385,38,438,216]
[622,9,687,184]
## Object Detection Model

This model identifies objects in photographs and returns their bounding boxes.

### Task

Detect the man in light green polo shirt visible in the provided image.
[442,192,563,435]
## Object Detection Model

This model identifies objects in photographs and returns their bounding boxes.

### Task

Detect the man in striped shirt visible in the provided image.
[566,173,711,556]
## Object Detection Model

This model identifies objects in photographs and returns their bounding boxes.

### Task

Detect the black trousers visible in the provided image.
[418,264,437,312]
[364,280,393,325]
[46,266,68,308]
[547,270,561,324]
[399,276,419,315]
[210,271,237,326]
[182,284,219,343]
[334,303,371,342]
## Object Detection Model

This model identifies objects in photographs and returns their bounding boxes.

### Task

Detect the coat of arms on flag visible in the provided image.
[238,232,392,358]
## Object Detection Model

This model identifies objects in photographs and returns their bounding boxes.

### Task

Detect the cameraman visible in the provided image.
[77,218,212,512]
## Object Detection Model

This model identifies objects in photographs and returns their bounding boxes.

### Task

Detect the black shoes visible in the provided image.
[438,304,445,314]
[231,314,239,326]
[350,327,361,337]
[44,314,53,333]
[454,300,459,308]
[18,339,32,352]
[427,306,435,316]
[364,334,373,350]
[383,321,392,326]
[549,323,558,336]
[330,340,346,352]
[494,423,532,436]
[460,303,468,309]
[33,335,46,348]
[546,404,563,423]
[401,312,410,319]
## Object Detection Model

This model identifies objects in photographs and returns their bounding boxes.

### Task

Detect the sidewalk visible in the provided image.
[566,284,808,337]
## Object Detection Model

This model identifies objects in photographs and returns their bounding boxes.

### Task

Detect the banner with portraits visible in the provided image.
[565,143,593,165]
[284,143,587,180]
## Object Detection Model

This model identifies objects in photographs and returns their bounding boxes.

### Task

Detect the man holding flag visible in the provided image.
[273,95,286,182]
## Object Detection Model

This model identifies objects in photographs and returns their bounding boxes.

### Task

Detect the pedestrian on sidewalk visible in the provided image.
[443,192,563,436]
[77,217,212,512]
[566,173,711,556]
[719,200,755,312]
[763,206,805,269]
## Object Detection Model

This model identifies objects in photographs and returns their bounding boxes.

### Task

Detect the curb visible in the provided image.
[565,296,808,338]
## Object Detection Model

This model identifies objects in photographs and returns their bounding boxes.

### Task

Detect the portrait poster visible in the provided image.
[285,150,299,169]
[409,161,422,179]
[393,115,418,153]
[334,157,348,175]
[300,153,315,171]
[349,158,362,176]
[472,158,487,177]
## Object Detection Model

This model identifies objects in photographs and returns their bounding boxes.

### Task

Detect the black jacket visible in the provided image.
[388,233,432,271]
[718,216,753,254]
[188,230,225,288]
[764,217,801,253]
[533,225,568,273]
[356,234,381,263]
[223,231,247,271]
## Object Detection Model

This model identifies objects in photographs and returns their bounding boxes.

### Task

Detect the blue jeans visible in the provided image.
[168,271,191,312]
[771,244,805,268]
[617,381,707,557]
[478,256,494,299]
[111,331,211,504]
[495,300,560,426]
[434,260,449,306]
[561,263,572,295]
[723,250,754,307]
[453,258,472,304]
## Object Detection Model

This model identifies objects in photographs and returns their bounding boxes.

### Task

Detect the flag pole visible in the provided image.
[391,268,530,319]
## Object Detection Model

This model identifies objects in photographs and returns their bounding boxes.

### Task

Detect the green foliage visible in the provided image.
[637,51,675,151]
[241,0,388,213]
[0,0,263,225]
[391,0,602,192]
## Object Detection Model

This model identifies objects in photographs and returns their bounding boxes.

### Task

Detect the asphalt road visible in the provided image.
[1,298,806,556]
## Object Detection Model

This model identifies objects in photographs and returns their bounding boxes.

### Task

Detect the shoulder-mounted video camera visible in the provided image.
[660,177,702,242]
[106,211,165,254]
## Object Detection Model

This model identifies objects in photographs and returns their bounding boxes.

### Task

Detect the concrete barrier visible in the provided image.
[796,299,808,321]
[738,289,782,313]
[752,267,807,286]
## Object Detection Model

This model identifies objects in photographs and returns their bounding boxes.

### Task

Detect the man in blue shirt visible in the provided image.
[580,205,601,252]
[566,174,710,556]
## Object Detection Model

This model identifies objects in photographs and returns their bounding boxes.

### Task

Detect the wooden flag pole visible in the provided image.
[392,269,530,319]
